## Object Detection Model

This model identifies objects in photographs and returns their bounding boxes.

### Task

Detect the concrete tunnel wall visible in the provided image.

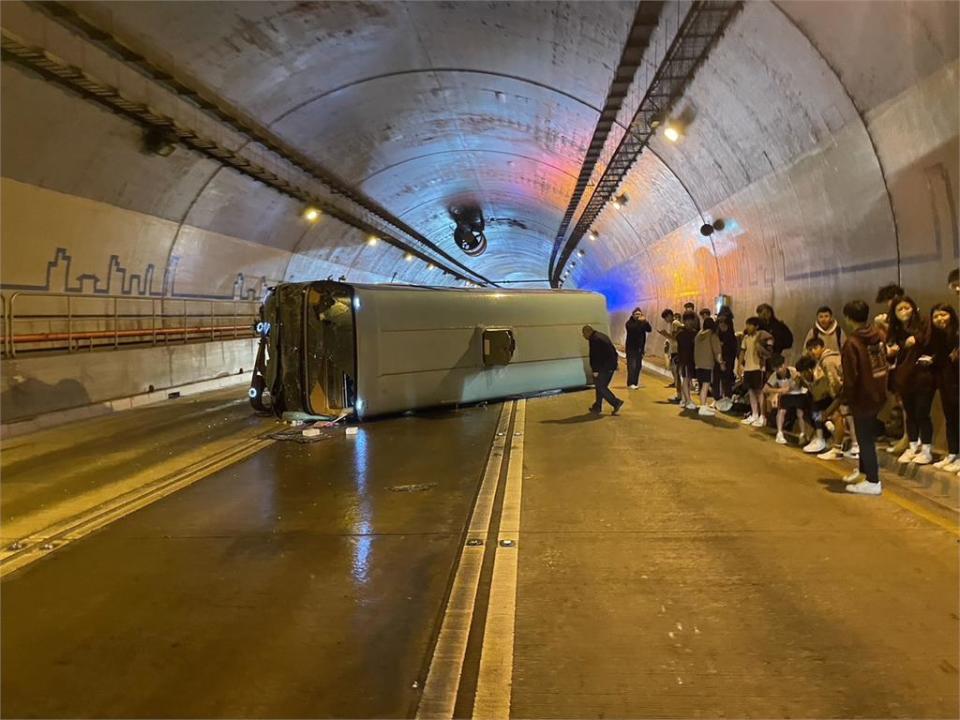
[577,1,959,347]
[0,1,958,423]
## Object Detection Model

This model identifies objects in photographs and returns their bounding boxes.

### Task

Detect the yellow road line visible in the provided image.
[1,435,274,579]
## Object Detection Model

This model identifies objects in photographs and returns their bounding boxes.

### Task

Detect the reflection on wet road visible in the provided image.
[2,404,501,718]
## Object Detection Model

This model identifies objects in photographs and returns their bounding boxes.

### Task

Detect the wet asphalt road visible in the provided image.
[1,404,501,718]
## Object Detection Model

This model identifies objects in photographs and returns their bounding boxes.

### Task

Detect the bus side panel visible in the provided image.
[353,288,609,417]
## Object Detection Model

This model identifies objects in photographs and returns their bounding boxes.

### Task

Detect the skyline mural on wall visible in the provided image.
[0,247,268,301]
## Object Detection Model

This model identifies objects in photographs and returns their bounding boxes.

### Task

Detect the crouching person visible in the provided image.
[802,336,843,455]
[838,301,888,494]
[763,355,808,444]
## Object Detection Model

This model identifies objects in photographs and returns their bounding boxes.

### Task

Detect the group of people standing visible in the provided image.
[581,269,959,498]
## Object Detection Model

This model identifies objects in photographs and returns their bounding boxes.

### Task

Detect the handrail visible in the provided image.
[2,290,258,357]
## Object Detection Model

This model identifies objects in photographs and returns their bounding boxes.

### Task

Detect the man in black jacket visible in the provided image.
[757,303,794,367]
[624,308,652,389]
[582,325,624,415]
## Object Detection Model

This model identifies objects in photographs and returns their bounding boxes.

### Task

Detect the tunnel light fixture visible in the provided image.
[588,229,599,241]
[612,193,629,209]
[577,248,585,257]
[303,207,321,222]
[404,253,414,262]
[663,123,682,143]
[367,235,379,246]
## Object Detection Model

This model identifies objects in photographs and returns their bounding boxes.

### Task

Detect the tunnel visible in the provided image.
[1,2,958,718]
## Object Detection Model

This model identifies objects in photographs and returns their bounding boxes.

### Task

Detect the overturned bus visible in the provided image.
[249,281,610,420]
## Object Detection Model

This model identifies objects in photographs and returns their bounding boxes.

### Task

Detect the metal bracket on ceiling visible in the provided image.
[550,1,743,288]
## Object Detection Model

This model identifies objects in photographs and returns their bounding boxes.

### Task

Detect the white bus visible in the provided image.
[250,281,610,420]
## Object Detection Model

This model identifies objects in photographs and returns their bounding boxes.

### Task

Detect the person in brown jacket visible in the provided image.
[839,300,888,495]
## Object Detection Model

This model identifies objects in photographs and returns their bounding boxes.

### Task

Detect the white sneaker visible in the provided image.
[897,447,918,463]
[846,480,882,496]
[628,384,638,389]
[803,437,827,453]
[911,445,933,465]
[741,415,756,425]
[843,444,860,459]
[943,460,960,473]
[685,402,698,410]
[751,416,765,428]
[842,468,863,483]
[817,447,843,460]
[698,406,716,416]
[933,454,957,469]
[775,431,787,444]
[716,398,733,412]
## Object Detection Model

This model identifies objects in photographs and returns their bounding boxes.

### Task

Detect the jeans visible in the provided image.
[853,413,880,483]
[903,386,935,444]
[593,369,621,409]
[941,391,959,455]
[626,350,643,386]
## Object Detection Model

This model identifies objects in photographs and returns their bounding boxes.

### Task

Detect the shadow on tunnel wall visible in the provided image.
[1,377,93,421]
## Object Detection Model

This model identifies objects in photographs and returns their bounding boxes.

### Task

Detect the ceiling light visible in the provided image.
[664,124,681,142]
[303,207,321,222]
[588,229,599,241]
[427,263,435,270]
[367,235,379,246]
[612,193,629,209]
[577,249,585,257]
[404,253,414,262]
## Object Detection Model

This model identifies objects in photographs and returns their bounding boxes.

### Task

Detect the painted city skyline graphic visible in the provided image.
[0,248,267,301]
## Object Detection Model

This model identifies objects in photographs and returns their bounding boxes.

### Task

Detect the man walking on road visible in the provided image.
[583,325,624,415]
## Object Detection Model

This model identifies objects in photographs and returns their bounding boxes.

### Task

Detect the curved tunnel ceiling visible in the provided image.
[1,0,957,333]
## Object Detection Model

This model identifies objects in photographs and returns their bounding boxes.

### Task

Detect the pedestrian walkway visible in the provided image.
[510,375,958,718]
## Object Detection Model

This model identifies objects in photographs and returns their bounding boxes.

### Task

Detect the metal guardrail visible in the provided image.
[0,291,258,357]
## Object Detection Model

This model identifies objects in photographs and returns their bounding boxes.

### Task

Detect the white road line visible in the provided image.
[473,398,525,720]
[417,401,514,720]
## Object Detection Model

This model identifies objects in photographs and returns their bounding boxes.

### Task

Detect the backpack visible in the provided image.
[813,324,842,347]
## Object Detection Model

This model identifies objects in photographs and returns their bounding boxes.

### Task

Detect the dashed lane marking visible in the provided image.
[417,402,514,719]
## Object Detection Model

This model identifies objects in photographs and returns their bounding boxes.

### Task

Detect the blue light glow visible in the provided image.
[578,272,641,313]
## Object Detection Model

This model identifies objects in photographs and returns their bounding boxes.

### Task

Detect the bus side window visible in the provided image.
[482,328,515,366]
